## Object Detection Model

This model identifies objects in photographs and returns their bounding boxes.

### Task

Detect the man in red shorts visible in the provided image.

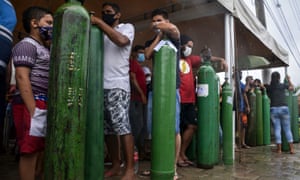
[11,6,53,180]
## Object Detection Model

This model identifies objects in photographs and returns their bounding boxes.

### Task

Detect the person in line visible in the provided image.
[266,72,294,154]
[178,35,228,166]
[245,76,254,94]
[234,71,251,149]
[129,45,147,157]
[144,8,181,180]
[90,2,135,179]
[11,6,53,180]
[240,72,251,149]
[143,64,153,160]
[253,78,265,91]
[0,0,17,153]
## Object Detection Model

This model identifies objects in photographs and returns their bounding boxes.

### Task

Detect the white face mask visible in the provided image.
[183,46,192,57]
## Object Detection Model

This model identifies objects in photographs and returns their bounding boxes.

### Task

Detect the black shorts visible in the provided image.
[180,103,197,130]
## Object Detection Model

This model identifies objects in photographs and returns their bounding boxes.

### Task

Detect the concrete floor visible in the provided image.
[1,143,300,180]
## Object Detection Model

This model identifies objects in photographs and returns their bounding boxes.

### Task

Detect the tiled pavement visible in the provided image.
[1,143,300,180]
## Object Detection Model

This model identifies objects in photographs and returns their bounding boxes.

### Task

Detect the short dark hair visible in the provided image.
[22,6,52,33]
[271,71,280,85]
[254,78,261,84]
[103,2,120,13]
[151,9,168,19]
[133,45,144,52]
[68,0,84,4]
[180,34,193,46]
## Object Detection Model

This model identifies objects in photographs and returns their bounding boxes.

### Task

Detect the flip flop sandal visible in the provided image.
[104,170,122,178]
[177,161,189,167]
[184,160,196,166]
[140,170,151,176]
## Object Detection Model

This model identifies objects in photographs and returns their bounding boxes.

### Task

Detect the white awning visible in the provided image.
[218,0,288,67]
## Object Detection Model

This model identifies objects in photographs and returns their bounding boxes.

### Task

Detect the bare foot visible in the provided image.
[121,170,136,180]
[174,172,180,180]
[104,167,121,178]
[181,155,189,162]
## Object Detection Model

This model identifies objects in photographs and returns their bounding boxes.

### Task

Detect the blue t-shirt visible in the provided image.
[239,81,246,112]
[0,0,17,32]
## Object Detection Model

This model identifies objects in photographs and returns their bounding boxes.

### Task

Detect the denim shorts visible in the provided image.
[270,106,293,143]
[146,89,181,137]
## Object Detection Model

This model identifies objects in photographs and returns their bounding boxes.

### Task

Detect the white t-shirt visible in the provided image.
[103,23,134,92]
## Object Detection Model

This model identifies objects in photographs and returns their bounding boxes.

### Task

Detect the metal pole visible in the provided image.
[225,13,235,160]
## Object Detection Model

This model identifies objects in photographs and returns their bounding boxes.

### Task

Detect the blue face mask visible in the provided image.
[39,26,53,41]
[137,53,145,62]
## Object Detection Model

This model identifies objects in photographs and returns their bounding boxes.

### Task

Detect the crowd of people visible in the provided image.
[0,1,296,180]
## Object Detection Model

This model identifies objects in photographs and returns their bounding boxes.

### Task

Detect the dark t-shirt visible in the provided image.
[145,35,180,89]
[266,83,288,107]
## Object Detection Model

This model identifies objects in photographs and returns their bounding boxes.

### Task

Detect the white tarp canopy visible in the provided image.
[12,0,289,69]
[218,0,289,67]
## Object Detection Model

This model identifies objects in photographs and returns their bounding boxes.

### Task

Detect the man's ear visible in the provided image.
[31,19,39,29]
[115,12,121,19]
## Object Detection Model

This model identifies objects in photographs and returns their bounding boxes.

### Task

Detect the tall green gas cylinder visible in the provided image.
[45,1,90,179]
[221,78,233,165]
[255,87,263,146]
[151,42,176,180]
[212,74,220,165]
[85,24,104,180]
[281,89,292,152]
[186,135,196,161]
[245,91,256,146]
[196,48,218,169]
[262,89,271,145]
[292,93,299,143]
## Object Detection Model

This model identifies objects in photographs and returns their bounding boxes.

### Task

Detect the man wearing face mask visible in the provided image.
[129,45,147,161]
[90,2,135,179]
[11,6,53,180]
[178,35,228,166]
[144,8,181,179]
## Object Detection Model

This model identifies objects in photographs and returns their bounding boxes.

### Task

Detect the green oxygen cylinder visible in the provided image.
[292,93,299,143]
[245,91,256,146]
[262,89,271,145]
[221,78,233,165]
[255,87,263,146]
[85,24,104,180]
[45,1,90,179]
[213,74,220,165]
[151,42,176,180]
[281,89,292,152]
[196,48,218,169]
[186,134,196,161]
